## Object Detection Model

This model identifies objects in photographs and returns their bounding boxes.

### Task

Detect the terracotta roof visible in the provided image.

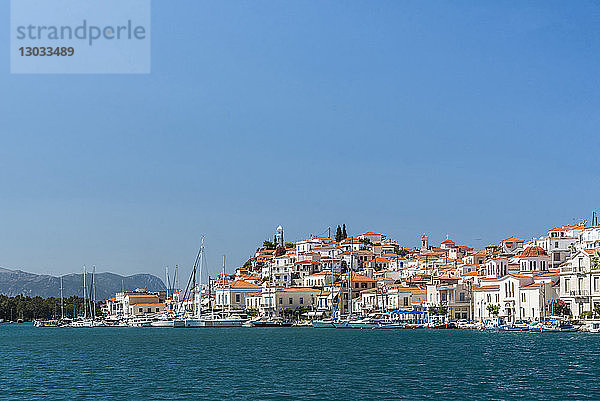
[519,246,548,258]
[476,285,500,290]
[283,287,321,293]
[504,237,524,243]
[441,239,455,244]
[230,281,262,290]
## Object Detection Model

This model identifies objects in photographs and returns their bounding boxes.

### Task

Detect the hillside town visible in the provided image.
[96,221,600,330]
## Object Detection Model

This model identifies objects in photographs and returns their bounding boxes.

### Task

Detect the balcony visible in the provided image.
[568,290,590,297]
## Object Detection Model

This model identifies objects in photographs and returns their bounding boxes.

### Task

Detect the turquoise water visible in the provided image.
[1,324,599,400]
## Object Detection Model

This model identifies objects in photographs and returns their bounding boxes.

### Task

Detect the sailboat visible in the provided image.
[186,254,247,327]
[69,266,94,328]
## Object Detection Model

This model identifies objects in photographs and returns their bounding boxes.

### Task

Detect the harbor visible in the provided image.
[2,322,600,401]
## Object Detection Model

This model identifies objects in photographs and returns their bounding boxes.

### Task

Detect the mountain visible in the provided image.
[0,268,166,300]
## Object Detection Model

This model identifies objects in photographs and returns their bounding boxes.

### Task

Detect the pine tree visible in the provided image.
[342,224,348,239]
[335,225,342,242]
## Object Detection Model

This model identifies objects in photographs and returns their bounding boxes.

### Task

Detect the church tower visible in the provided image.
[276,225,284,247]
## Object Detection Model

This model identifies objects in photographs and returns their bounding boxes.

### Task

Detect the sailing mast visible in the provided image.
[197,236,205,319]
[60,275,64,320]
[92,265,97,320]
[222,255,227,317]
[349,238,353,318]
[165,266,170,300]
[83,266,87,319]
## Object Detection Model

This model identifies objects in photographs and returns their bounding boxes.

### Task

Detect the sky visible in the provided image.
[1,1,599,280]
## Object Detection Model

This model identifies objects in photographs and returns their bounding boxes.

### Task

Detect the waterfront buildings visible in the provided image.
[103,221,600,324]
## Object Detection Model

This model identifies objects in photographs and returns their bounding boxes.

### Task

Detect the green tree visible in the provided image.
[242,259,252,270]
[428,303,448,316]
[591,256,600,271]
[396,248,410,257]
[263,240,276,250]
[342,224,348,239]
[487,304,500,317]
[285,242,295,249]
[335,226,342,242]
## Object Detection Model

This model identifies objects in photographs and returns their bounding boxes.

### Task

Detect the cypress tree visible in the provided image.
[335,225,342,242]
[342,224,348,239]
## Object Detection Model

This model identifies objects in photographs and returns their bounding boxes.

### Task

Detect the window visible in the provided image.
[459,292,465,302]
[235,294,241,303]
[279,298,283,305]
[565,279,570,292]
[300,297,304,305]
[289,298,293,305]
[555,241,559,248]
[156,308,159,312]
[595,277,599,293]
[355,283,359,289]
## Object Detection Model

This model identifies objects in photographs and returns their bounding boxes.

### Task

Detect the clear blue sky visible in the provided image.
[1,1,599,279]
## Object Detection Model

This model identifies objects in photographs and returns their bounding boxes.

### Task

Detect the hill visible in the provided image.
[0,268,165,300]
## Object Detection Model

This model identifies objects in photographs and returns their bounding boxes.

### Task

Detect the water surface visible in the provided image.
[1,324,598,400]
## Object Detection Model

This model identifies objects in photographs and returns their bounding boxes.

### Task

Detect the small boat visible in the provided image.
[150,319,174,327]
[130,319,153,327]
[372,322,406,330]
[334,317,381,329]
[33,320,61,327]
[428,322,456,329]
[499,320,530,331]
[185,314,247,327]
[530,319,578,333]
[69,319,94,328]
[250,318,292,327]
[311,319,336,328]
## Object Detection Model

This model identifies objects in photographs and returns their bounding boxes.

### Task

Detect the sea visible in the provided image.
[1,323,599,400]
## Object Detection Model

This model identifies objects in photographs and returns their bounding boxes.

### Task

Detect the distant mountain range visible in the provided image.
[0,268,166,300]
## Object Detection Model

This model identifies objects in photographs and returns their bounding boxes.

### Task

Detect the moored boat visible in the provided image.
[311,319,336,328]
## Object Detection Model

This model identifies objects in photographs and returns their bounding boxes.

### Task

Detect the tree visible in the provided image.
[428,303,448,316]
[487,304,500,317]
[342,224,348,240]
[396,248,410,257]
[263,240,276,250]
[594,303,600,318]
[242,259,252,270]
[335,226,342,242]
[549,299,571,317]
[285,242,295,249]
[359,238,372,246]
